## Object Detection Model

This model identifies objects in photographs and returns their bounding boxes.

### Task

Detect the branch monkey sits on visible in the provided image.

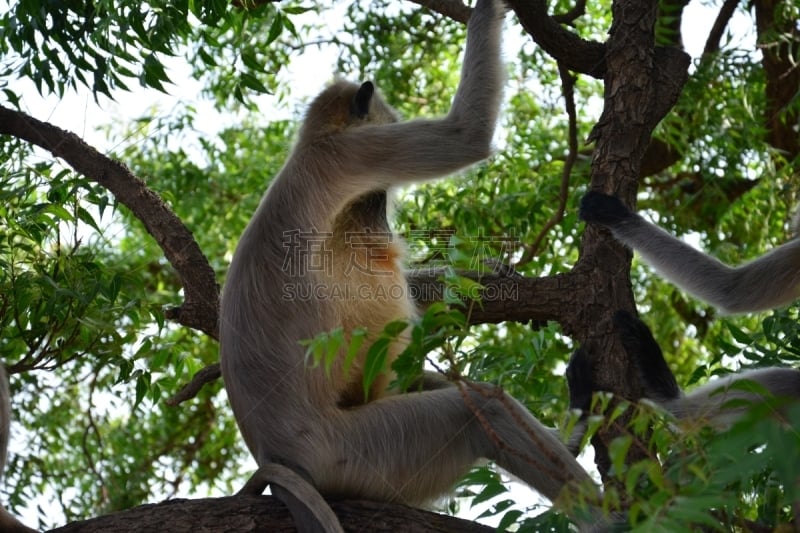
[579,191,800,313]
[220,0,609,530]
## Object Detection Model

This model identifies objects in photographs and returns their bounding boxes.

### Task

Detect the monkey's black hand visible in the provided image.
[579,191,634,227]
[566,347,596,412]
[613,310,681,401]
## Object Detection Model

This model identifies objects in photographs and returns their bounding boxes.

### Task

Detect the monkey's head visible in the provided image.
[298,79,400,142]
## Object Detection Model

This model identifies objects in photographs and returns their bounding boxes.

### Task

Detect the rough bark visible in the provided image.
[574,0,690,479]
[48,496,494,533]
[639,0,742,181]
[754,0,800,161]
[506,0,607,78]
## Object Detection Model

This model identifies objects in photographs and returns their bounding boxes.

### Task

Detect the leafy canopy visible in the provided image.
[1,0,799,530]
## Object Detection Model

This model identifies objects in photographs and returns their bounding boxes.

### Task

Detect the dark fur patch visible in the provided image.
[352,81,374,119]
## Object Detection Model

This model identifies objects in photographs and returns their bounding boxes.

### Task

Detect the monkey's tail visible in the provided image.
[238,462,343,533]
[0,365,38,533]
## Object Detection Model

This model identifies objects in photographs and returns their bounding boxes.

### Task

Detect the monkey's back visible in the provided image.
[220,154,414,464]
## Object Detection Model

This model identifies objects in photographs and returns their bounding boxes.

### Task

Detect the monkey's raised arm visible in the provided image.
[580,191,800,313]
[329,0,505,191]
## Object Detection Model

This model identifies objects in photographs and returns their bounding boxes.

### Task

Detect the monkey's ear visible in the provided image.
[352,81,374,118]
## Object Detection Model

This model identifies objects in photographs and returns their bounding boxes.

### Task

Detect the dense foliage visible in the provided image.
[1,0,798,530]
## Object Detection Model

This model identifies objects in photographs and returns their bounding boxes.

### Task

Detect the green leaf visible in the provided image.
[239,72,269,94]
[266,13,283,45]
[362,337,390,399]
[343,327,367,377]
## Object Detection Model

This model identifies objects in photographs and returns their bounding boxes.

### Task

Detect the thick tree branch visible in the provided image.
[49,495,494,533]
[411,270,582,328]
[506,0,607,78]
[639,0,744,180]
[650,47,691,129]
[168,269,586,405]
[409,0,608,80]
[0,105,220,339]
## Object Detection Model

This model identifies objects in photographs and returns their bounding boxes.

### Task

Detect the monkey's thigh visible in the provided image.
[310,387,483,505]
[311,384,594,506]
[308,384,590,506]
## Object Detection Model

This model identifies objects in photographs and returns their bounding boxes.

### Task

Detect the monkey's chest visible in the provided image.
[318,239,415,403]
[328,239,413,328]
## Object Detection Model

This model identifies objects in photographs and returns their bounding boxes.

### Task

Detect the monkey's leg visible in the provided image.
[238,462,343,533]
[613,310,681,401]
[566,347,596,413]
[309,385,608,531]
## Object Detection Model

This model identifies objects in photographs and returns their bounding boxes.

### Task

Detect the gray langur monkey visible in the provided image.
[220,0,610,530]
[568,310,800,433]
[579,191,800,314]
[0,367,37,533]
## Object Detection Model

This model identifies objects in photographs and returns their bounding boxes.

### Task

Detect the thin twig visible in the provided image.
[404,0,472,23]
[515,62,578,266]
[553,0,587,26]
[703,0,741,57]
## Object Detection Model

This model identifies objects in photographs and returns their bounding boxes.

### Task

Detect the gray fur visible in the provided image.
[659,367,800,428]
[239,463,343,533]
[220,0,608,529]
[567,311,800,455]
[610,214,800,314]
